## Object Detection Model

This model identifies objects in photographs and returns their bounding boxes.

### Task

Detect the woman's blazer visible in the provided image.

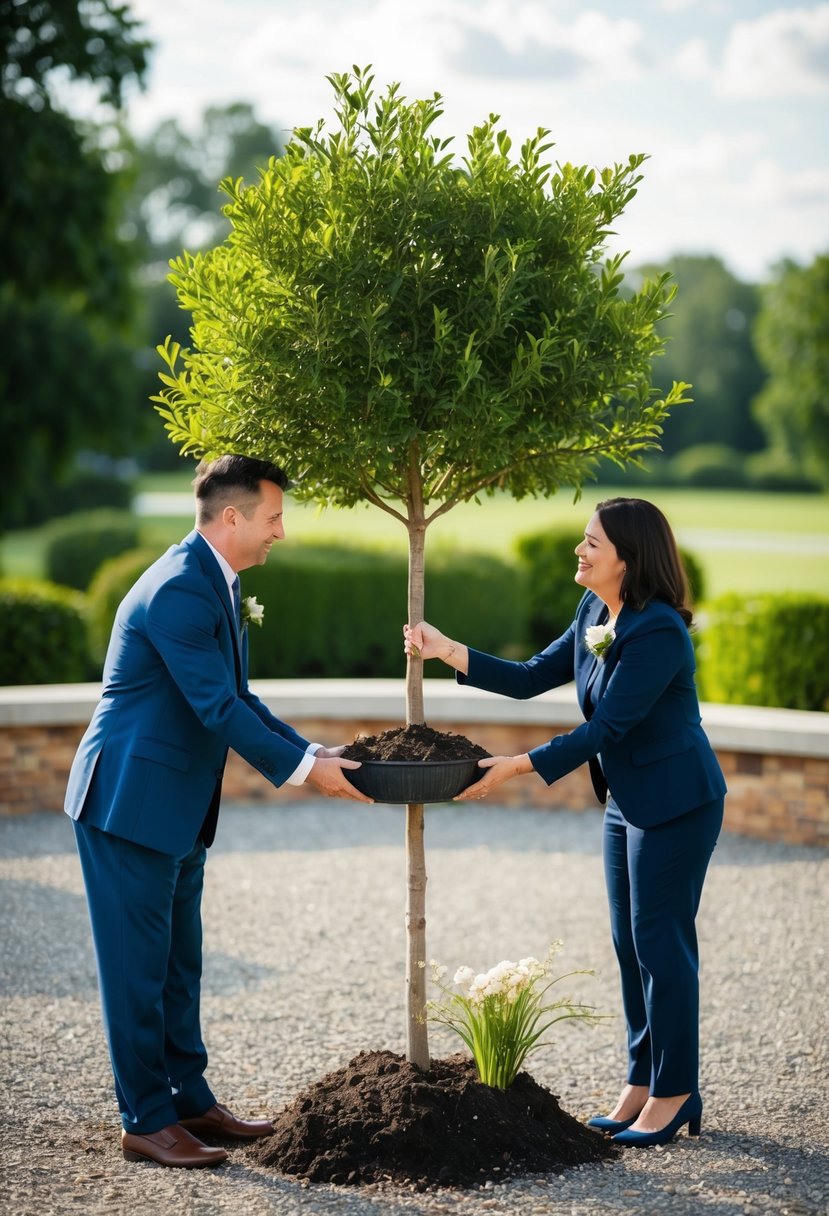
[64,531,311,855]
[460,590,726,828]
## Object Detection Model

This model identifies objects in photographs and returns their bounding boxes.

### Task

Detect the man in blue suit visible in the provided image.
[65,454,371,1168]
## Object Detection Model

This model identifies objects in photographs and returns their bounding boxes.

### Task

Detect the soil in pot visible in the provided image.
[341,723,490,763]
[249,1050,616,1190]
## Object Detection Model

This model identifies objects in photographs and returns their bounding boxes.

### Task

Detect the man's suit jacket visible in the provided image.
[65,530,311,855]
[460,591,726,829]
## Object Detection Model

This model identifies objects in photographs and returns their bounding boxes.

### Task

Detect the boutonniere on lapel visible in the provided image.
[241,596,265,629]
[584,623,615,662]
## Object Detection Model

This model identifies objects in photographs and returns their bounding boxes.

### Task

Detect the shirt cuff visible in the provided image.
[285,742,323,787]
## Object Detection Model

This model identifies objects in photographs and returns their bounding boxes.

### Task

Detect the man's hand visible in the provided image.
[305,756,374,803]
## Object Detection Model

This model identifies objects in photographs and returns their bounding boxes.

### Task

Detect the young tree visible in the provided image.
[154,68,689,1069]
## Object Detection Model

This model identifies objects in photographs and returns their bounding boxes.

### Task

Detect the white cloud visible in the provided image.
[100,0,828,279]
[453,2,645,83]
[674,37,713,81]
[741,157,829,207]
[717,4,829,98]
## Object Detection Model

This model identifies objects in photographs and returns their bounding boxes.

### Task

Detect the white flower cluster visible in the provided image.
[453,957,546,1006]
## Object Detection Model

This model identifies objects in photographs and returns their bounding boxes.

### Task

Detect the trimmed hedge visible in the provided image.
[698,593,829,711]
[515,529,706,651]
[86,542,527,680]
[670,444,749,489]
[241,544,526,679]
[43,510,144,591]
[0,579,91,684]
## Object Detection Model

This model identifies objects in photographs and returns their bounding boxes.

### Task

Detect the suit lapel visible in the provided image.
[589,602,631,703]
[576,598,636,714]
[186,532,243,686]
[575,596,609,717]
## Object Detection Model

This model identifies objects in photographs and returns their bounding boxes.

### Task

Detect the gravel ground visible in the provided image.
[1,801,827,1216]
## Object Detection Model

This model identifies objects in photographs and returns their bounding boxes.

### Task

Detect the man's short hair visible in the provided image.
[193,454,289,523]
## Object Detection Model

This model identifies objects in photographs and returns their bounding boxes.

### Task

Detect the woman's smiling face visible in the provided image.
[574,512,626,604]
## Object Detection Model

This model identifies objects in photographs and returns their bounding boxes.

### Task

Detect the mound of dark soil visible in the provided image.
[342,724,490,763]
[251,1050,615,1190]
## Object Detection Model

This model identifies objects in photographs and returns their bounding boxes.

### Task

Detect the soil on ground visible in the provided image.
[250,1050,615,1190]
[341,724,490,763]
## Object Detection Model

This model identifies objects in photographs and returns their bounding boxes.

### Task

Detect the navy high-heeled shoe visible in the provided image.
[612,1092,702,1147]
[586,1113,639,1133]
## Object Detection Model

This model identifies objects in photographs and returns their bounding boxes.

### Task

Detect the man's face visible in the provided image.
[234,480,285,570]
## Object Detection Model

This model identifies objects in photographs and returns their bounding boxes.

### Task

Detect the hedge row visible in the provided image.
[1,541,826,712]
[0,579,91,684]
[698,593,829,711]
[593,445,824,493]
[43,509,153,591]
[87,543,527,679]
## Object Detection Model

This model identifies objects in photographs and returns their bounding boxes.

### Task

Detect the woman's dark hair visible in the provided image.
[596,497,693,627]
[193,454,289,523]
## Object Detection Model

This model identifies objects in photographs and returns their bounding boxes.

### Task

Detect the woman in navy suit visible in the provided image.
[405,497,726,1147]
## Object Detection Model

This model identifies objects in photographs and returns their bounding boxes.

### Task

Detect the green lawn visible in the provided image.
[3,476,828,599]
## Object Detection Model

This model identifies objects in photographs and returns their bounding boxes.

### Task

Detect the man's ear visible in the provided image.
[221,504,239,528]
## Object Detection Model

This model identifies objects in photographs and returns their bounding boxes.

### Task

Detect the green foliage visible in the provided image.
[43,511,144,590]
[0,578,91,684]
[752,253,829,484]
[670,444,748,488]
[637,255,765,456]
[0,287,145,529]
[86,546,164,664]
[698,593,829,711]
[743,449,823,494]
[241,545,525,679]
[1,0,150,107]
[0,0,150,529]
[514,530,588,651]
[154,68,689,517]
[515,527,706,650]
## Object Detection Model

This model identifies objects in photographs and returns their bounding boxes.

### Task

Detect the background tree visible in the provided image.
[634,254,765,457]
[0,0,150,528]
[124,102,284,468]
[752,253,829,485]
[124,102,285,272]
[154,68,690,1069]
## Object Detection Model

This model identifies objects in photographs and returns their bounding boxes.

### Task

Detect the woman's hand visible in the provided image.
[403,620,447,660]
[454,754,534,801]
[404,621,470,674]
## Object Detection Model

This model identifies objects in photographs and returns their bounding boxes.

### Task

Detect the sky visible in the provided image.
[114,0,828,283]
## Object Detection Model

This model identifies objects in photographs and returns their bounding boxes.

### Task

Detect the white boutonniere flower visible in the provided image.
[241,595,265,628]
[584,623,615,661]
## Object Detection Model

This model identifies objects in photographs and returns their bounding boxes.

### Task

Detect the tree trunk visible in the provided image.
[405,799,428,1068]
[404,453,430,1069]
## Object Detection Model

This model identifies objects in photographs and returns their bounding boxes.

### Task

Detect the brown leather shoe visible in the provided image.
[179,1102,274,1141]
[121,1124,228,1168]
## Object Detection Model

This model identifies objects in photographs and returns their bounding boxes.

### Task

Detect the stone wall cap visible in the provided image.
[1,679,826,758]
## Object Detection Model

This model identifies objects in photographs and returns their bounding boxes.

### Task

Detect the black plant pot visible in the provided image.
[348,758,482,804]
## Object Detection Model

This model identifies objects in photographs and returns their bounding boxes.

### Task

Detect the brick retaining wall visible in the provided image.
[2,681,827,847]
